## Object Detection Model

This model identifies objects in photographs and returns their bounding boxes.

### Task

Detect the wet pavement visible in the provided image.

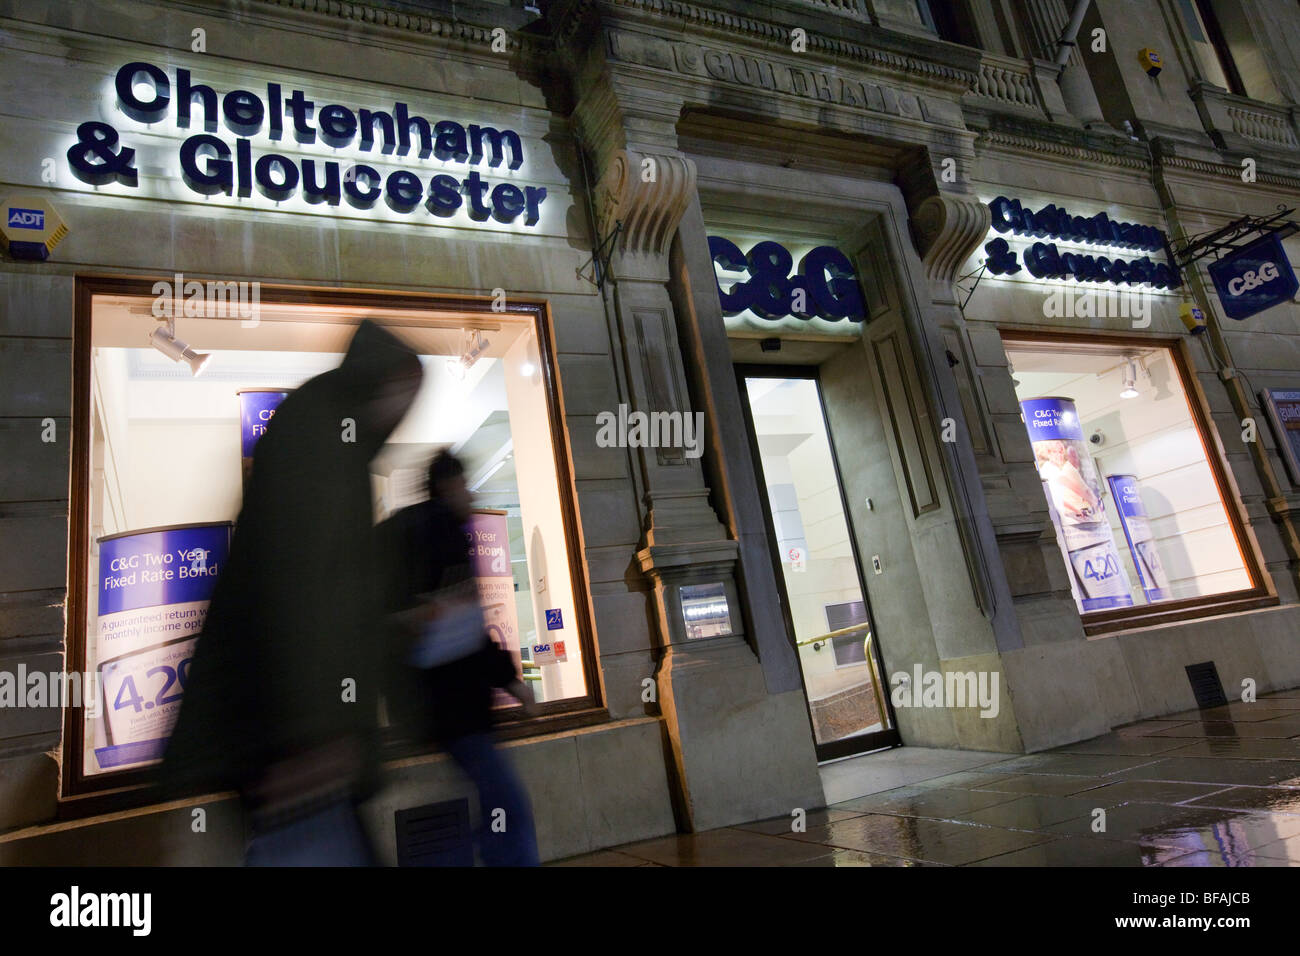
[552,690,1300,866]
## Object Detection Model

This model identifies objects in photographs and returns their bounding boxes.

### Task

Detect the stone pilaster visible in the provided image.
[565,24,825,823]
[593,147,733,549]
[906,188,1093,746]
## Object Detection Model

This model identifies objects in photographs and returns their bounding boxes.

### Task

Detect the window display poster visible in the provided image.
[1040,480,1083,609]
[1106,474,1171,602]
[467,511,524,696]
[87,522,232,775]
[237,388,290,484]
[1261,388,1300,486]
[1020,397,1134,612]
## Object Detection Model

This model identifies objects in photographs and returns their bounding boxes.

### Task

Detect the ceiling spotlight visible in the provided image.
[444,329,490,379]
[519,361,536,376]
[149,325,210,376]
[1120,358,1139,399]
[446,329,490,379]
[462,329,489,367]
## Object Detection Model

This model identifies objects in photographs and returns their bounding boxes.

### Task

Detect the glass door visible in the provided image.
[737,368,899,761]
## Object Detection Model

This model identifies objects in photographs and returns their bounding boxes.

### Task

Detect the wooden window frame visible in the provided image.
[60,275,607,813]
[999,328,1276,637]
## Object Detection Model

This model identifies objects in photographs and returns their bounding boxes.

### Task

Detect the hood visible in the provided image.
[336,319,424,451]
[338,319,423,397]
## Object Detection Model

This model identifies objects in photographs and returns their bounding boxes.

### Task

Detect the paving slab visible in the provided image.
[549,689,1300,867]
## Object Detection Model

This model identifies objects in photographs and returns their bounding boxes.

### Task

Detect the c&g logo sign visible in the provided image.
[1227,261,1279,296]
[1208,233,1298,320]
[708,237,865,322]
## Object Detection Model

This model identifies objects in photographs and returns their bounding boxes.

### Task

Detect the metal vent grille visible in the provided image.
[1185,661,1228,709]
[395,799,474,867]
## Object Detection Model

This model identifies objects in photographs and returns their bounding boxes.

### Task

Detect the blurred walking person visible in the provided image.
[381,450,540,867]
[161,320,424,866]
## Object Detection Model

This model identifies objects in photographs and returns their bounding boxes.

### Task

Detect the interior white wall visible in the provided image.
[502,331,584,701]
[751,379,874,709]
[1011,348,1252,603]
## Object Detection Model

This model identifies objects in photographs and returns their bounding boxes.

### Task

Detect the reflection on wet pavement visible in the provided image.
[551,690,1300,866]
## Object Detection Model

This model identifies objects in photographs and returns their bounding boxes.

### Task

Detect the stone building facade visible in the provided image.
[1,0,1298,863]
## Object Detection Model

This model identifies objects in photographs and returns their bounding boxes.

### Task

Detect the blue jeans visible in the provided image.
[245,799,375,867]
[445,733,540,866]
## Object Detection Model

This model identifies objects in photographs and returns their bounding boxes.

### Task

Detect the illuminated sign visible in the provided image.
[708,236,865,322]
[1207,234,1298,320]
[983,196,1181,290]
[66,61,548,226]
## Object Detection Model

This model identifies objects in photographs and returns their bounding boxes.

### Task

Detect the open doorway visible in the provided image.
[736,366,900,761]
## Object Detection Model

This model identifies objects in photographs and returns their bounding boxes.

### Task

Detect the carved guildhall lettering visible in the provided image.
[730,54,775,90]
[720,47,903,114]
[601,33,950,126]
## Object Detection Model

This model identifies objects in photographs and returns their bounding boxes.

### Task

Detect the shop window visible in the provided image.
[70,283,593,786]
[1004,336,1271,633]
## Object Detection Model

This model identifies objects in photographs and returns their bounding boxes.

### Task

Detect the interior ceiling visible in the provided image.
[94,295,526,359]
[1007,346,1166,403]
[1012,370,1087,398]
[122,347,339,384]
[1005,347,1142,375]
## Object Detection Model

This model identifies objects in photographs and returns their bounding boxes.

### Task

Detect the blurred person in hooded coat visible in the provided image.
[160,320,423,866]
[379,450,540,866]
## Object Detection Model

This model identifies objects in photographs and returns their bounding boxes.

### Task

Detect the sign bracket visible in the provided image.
[576,218,622,290]
[1169,205,1297,271]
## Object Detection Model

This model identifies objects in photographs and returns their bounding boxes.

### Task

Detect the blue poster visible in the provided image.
[237,388,290,458]
[1020,397,1134,613]
[1020,396,1084,442]
[1106,475,1171,602]
[90,522,231,773]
